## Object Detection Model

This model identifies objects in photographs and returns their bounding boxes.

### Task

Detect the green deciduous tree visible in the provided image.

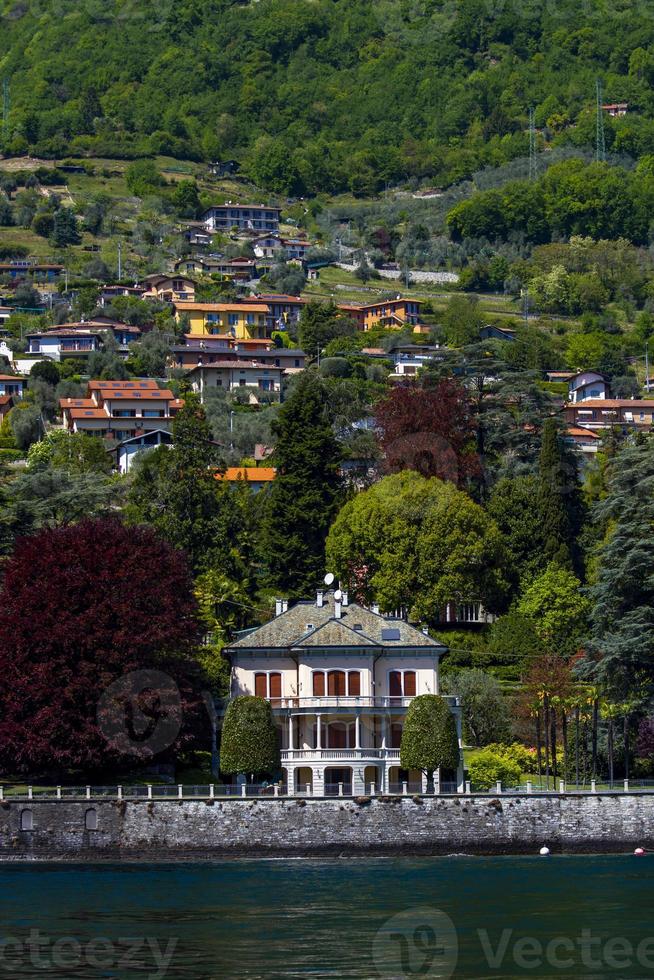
[326,471,509,622]
[442,669,511,747]
[517,563,590,659]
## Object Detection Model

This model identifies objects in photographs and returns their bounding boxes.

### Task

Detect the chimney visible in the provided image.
[371,603,380,615]
[275,598,283,617]
[281,599,288,613]
[342,591,349,607]
[316,590,324,608]
[422,626,429,636]
[335,598,342,619]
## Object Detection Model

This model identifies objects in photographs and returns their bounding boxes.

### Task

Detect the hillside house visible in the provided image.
[27,328,102,361]
[564,398,654,431]
[111,429,173,474]
[215,467,276,492]
[60,379,183,440]
[224,590,464,796]
[0,375,25,398]
[202,204,281,234]
[187,360,285,398]
[174,302,269,339]
[338,298,422,332]
[141,274,196,303]
[567,371,609,403]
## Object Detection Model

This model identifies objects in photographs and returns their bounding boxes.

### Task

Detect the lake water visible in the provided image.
[1,856,653,978]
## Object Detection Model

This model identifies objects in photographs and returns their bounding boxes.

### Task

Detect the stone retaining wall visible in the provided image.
[1,794,653,860]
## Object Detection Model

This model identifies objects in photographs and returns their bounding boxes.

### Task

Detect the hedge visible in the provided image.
[220,696,280,777]
[400,694,460,776]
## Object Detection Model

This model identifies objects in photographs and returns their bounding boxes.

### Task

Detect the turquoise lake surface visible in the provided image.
[1,856,653,978]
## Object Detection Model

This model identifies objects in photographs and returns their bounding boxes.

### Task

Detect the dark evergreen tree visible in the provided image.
[220,696,280,779]
[537,418,584,571]
[51,207,81,246]
[487,474,545,590]
[584,437,654,700]
[260,371,343,597]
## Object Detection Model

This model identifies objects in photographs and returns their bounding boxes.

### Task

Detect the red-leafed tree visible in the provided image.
[374,378,480,485]
[0,518,207,778]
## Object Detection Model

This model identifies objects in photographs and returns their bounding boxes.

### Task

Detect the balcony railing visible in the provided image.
[281,748,402,761]
[270,695,459,711]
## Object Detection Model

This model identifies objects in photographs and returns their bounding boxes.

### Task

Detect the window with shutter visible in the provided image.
[254,673,267,698]
[269,673,282,700]
[313,672,325,696]
[348,672,361,696]
[404,671,416,696]
[328,671,346,696]
[389,671,402,697]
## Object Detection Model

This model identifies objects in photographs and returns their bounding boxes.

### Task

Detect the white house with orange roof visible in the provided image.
[60,379,183,441]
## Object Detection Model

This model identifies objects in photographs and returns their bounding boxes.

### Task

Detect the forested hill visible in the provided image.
[3,0,654,194]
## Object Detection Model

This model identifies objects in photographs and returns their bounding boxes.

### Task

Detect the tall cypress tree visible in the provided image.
[261,371,343,597]
[584,437,654,699]
[537,418,583,570]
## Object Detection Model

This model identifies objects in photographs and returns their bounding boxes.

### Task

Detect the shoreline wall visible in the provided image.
[1,794,654,859]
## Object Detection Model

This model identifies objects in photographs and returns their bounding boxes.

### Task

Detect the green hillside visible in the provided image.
[2,0,654,193]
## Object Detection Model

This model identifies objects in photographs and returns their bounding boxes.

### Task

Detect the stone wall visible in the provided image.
[1,794,652,860]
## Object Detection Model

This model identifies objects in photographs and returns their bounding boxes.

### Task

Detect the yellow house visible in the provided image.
[174,302,270,339]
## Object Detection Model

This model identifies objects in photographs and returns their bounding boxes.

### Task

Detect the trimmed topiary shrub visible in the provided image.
[220,696,280,778]
[400,694,460,787]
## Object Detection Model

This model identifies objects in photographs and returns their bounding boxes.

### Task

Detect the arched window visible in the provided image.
[20,809,33,831]
[313,671,325,696]
[85,809,98,831]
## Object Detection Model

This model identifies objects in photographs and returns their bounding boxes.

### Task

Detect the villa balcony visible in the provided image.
[270,695,459,713]
[281,748,402,762]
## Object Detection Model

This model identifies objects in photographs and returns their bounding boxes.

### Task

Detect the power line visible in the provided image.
[596,78,606,163]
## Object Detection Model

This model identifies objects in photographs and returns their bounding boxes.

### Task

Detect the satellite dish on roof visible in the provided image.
[334,589,343,601]
[324,572,335,586]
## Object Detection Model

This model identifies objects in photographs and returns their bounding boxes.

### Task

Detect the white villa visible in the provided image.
[224,589,464,796]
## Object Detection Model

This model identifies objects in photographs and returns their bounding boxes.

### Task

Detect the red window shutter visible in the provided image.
[389,671,402,697]
[313,672,325,696]
[404,671,416,696]
[254,673,267,698]
[328,671,346,696]
[269,673,281,699]
[348,672,360,696]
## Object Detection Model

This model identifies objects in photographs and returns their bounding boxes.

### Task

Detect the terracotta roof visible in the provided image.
[0,395,13,407]
[175,302,270,313]
[216,467,276,482]
[0,375,23,382]
[60,398,95,408]
[69,408,108,419]
[103,389,176,400]
[88,380,160,390]
[566,426,600,438]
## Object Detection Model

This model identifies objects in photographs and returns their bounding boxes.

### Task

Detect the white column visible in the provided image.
[316,714,322,750]
[355,715,361,750]
[288,715,294,752]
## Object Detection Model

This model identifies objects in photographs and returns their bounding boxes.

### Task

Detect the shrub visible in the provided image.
[220,696,280,778]
[467,749,522,790]
[485,742,538,774]
[0,449,24,462]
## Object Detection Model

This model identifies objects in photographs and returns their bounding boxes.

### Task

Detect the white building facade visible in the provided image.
[225,590,464,796]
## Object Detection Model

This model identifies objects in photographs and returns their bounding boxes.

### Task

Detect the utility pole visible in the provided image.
[646,340,650,392]
[117,240,122,280]
[596,78,606,163]
[528,106,537,181]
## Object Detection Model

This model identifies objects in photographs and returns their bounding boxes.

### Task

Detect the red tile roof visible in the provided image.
[216,467,276,482]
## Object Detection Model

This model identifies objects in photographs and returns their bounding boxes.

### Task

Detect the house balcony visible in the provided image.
[281,748,401,763]
[270,695,459,713]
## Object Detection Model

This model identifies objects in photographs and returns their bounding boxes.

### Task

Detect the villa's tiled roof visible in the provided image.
[227,592,443,651]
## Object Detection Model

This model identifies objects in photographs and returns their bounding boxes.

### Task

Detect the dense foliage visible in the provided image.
[5,2,654,192]
[220,696,280,777]
[400,694,460,782]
